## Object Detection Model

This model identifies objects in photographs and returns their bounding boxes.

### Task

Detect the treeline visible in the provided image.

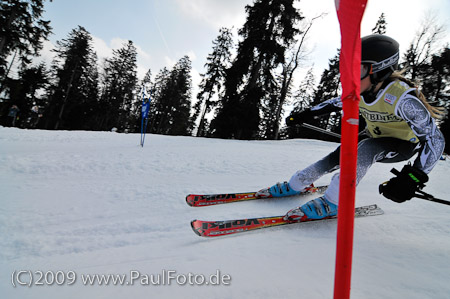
[0,0,195,134]
[1,1,449,152]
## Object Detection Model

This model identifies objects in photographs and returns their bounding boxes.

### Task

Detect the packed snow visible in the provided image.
[1,126,449,299]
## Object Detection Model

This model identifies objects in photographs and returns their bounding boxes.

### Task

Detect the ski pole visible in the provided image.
[300,123,341,139]
[414,190,450,206]
[300,123,367,139]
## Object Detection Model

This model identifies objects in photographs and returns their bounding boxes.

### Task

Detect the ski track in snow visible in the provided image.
[0,127,449,298]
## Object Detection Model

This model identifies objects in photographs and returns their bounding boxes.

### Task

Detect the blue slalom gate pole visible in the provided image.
[140,90,151,147]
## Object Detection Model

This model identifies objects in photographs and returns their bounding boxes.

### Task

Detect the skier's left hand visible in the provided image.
[286,109,314,126]
[379,164,428,203]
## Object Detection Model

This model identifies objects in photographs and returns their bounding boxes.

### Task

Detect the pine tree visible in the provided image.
[126,69,153,133]
[283,67,316,139]
[44,26,99,130]
[140,69,152,95]
[211,0,302,139]
[313,51,341,104]
[166,55,194,135]
[100,40,138,131]
[1,62,48,127]
[291,67,316,114]
[150,56,194,136]
[0,0,52,88]
[420,46,450,153]
[193,27,233,137]
[372,13,387,34]
[311,51,341,134]
[421,47,450,107]
[148,67,170,134]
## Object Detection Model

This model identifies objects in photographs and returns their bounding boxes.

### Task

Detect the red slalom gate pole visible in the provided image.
[334,0,367,299]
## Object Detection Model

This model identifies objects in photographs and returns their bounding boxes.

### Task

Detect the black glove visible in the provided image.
[379,164,429,203]
[286,109,314,126]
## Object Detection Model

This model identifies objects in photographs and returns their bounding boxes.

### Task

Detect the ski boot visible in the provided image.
[256,181,313,198]
[284,196,337,221]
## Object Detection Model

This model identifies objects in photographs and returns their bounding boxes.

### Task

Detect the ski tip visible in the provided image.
[190,220,203,236]
[376,205,385,215]
[186,195,195,207]
[355,204,384,217]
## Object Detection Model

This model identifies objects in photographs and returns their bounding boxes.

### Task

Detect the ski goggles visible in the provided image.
[360,64,372,80]
[360,52,399,80]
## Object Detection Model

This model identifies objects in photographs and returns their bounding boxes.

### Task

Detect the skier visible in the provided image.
[256,34,446,221]
[8,105,20,127]
[28,103,40,128]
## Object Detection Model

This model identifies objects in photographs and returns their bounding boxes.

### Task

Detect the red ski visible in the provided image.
[191,204,383,237]
[186,185,328,207]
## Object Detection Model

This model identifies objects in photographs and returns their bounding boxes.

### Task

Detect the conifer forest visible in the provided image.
[1,0,449,152]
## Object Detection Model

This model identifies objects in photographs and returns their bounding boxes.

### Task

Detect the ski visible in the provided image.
[191,204,383,237]
[186,185,328,207]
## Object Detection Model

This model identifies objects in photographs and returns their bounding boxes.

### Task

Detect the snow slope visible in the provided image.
[1,127,449,299]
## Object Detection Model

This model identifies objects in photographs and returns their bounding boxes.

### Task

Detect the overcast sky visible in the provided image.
[37,0,450,89]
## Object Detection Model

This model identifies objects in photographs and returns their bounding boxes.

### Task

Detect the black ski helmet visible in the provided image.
[361,34,399,84]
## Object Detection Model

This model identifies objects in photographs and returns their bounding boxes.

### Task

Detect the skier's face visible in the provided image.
[360,64,371,80]
[360,75,372,94]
